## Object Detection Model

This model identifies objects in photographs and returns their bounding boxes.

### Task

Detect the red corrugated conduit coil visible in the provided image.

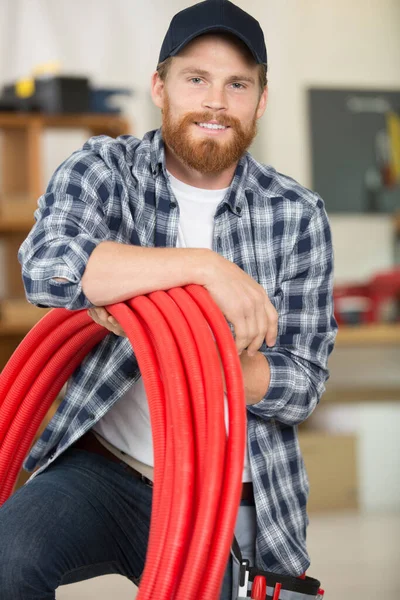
[0,284,246,600]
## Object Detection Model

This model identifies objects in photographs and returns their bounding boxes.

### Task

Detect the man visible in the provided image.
[0,1,337,598]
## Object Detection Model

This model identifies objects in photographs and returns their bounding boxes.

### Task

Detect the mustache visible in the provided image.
[180,112,240,129]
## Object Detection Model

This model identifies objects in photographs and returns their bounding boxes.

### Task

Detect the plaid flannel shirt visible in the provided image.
[18,128,337,576]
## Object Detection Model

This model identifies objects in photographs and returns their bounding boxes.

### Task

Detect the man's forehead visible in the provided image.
[175,32,256,65]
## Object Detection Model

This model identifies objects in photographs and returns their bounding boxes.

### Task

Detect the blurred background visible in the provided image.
[0,0,399,598]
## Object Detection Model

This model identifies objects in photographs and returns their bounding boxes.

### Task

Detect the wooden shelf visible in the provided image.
[0,300,51,336]
[0,195,40,232]
[0,322,35,336]
[0,111,130,134]
[0,112,131,368]
[323,386,400,403]
[0,216,35,233]
[336,323,400,346]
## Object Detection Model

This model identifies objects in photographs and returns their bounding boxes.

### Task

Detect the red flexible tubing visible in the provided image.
[0,286,246,600]
[0,310,99,497]
[105,302,169,600]
[0,307,180,600]
[0,323,106,502]
[150,290,209,501]
[186,284,246,600]
[123,291,209,600]
[109,298,198,598]
[0,311,93,445]
[1,325,107,503]
[0,308,75,403]
[127,295,196,600]
[165,287,226,600]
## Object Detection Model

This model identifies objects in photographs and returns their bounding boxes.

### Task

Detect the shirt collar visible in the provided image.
[149,127,251,217]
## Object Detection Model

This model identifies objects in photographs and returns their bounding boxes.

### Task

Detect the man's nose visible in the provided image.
[201,85,228,112]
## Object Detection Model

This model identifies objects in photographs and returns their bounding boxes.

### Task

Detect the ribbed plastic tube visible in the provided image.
[0,285,246,600]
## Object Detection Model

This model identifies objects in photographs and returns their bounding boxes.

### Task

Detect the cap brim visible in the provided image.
[169,25,263,64]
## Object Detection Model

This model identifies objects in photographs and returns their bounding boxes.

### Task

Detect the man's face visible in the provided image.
[152,34,268,175]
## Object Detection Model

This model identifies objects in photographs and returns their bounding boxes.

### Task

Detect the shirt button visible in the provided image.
[237,206,242,215]
[169,201,177,209]
[217,236,222,249]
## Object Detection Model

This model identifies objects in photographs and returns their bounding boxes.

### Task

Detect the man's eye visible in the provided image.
[189,78,245,89]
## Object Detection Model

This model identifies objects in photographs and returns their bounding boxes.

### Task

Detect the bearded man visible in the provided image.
[1,1,337,598]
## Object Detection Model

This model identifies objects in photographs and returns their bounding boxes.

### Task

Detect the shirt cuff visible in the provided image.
[246,352,296,418]
[25,234,108,311]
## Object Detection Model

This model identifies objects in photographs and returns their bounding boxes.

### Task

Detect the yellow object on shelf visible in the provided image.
[15,78,35,99]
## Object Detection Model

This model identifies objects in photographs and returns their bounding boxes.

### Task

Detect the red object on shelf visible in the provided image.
[334,267,400,325]
[368,267,400,322]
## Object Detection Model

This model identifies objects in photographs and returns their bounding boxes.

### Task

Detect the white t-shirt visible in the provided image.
[93,169,252,482]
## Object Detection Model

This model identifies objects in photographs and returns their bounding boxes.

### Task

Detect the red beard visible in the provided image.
[161,93,258,174]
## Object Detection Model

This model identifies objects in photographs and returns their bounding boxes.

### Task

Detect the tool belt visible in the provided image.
[232,537,324,599]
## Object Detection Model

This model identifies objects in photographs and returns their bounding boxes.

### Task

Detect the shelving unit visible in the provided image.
[326,322,400,403]
[336,323,400,346]
[0,112,131,369]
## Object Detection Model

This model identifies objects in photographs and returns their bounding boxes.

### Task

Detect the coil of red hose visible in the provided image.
[0,285,246,600]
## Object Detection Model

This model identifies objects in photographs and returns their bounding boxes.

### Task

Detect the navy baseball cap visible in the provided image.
[158,0,267,67]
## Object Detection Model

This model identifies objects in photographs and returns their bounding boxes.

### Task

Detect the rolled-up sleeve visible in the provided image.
[18,150,113,310]
[247,198,338,425]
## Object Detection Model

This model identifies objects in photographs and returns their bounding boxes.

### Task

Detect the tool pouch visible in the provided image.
[233,537,324,600]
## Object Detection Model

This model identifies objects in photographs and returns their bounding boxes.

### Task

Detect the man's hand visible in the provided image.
[87,307,127,337]
[204,253,278,356]
[89,307,270,404]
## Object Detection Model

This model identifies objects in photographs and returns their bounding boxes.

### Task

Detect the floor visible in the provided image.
[57,511,400,599]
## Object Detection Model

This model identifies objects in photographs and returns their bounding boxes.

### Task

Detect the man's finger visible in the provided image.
[106,316,127,337]
[246,297,269,356]
[234,316,249,355]
[96,307,110,320]
[88,309,99,323]
[264,301,278,347]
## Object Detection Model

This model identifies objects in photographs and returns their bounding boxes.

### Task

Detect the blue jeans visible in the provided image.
[0,445,249,599]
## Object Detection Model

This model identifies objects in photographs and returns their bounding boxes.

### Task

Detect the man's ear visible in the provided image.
[256,85,268,120]
[151,71,165,110]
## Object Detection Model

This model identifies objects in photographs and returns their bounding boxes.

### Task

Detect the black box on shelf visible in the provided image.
[0,76,90,113]
[34,76,90,113]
